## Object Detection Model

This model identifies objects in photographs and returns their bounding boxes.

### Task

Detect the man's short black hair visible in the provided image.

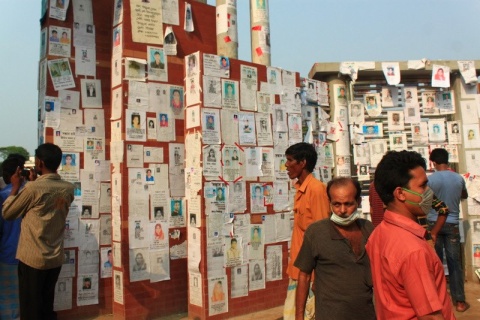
[374,151,426,205]
[1,155,26,183]
[285,142,317,173]
[35,143,63,172]
[429,148,449,165]
[231,238,237,244]
[326,177,361,202]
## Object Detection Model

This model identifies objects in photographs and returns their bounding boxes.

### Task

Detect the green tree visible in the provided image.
[0,146,30,161]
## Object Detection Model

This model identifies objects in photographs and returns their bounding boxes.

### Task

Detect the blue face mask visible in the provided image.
[402,187,434,215]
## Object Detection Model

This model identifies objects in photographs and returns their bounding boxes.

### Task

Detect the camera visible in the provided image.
[21,169,30,178]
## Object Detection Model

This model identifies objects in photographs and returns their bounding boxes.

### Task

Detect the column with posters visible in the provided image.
[183,51,304,318]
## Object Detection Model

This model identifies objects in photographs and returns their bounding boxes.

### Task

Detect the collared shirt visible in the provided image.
[369,182,384,227]
[295,219,375,319]
[366,211,454,319]
[427,170,466,224]
[286,173,329,280]
[2,174,74,270]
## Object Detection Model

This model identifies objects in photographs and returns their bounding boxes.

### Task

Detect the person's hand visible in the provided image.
[27,168,37,181]
[10,167,24,194]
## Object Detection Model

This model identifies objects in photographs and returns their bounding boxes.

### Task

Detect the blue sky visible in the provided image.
[2,0,479,154]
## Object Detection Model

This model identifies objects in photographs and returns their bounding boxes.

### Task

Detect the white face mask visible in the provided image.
[330,211,360,226]
[402,187,434,215]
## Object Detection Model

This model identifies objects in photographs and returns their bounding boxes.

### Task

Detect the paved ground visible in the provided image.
[83,279,480,319]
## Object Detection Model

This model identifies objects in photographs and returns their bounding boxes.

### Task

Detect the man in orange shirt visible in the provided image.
[283,142,330,320]
[366,151,454,319]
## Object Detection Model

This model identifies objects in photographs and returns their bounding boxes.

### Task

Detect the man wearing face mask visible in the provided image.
[366,151,455,319]
[426,148,469,313]
[294,177,375,320]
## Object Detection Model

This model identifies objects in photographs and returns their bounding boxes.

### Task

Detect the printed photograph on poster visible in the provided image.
[362,122,383,138]
[333,84,347,106]
[125,57,146,81]
[436,91,454,112]
[249,259,266,291]
[387,111,404,131]
[113,25,122,53]
[58,153,79,182]
[463,124,480,149]
[170,198,186,227]
[255,114,273,146]
[389,133,408,151]
[349,101,364,124]
[412,146,429,165]
[381,86,398,107]
[445,145,459,163]
[125,110,146,141]
[404,87,418,106]
[202,108,221,144]
[186,105,200,129]
[150,250,171,282]
[369,140,388,168]
[147,116,156,140]
[147,46,167,82]
[364,93,382,117]
[203,75,222,107]
[100,247,113,278]
[163,26,177,55]
[53,277,72,311]
[149,221,168,250]
[249,225,265,260]
[428,120,446,142]
[353,143,370,165]
[80,79,102,108]
[350,124,365,145]
[250,183,266,213]
[169,85,184,119]
[411,122,429,145]
[288,113,302,145]
[222,146,242,182]
[222,79,239,110]
[447,121,462,144]
[113,271,124,304]
[48,26,71,57]
[203,145,222,177]
[305,80,317,102]
[47,58,75,90]
[208,276,228,316]
[422,91,437,115]
[225,237,243,267]
[238,112,256,145]
[73,22,95,48]
[272,104,287,132]
[230,265,248,298]
[357,165,370,181]
[129,248,150,282]
[77,274,99,306]
[431,64,450,88]
[49,0,69,20]
[404,104,421,124]
[186,53,199,77]
[203,53,230,78]
[382,62,400,85]
[257,92,273,113]
[335,156,351,177]
[460,100,479,124]
[228,181,247,213]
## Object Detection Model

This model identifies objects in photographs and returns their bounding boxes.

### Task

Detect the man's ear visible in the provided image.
[393,187,407,202]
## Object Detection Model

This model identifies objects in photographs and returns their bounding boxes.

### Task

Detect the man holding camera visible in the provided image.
[2,143,74,320]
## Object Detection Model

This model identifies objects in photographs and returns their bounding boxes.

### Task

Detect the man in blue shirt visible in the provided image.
[427,148,469,312]
[0,154,27,320]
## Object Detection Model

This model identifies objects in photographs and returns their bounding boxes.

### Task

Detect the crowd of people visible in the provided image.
[0,140,472,319]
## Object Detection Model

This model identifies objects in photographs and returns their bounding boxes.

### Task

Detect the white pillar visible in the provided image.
[249,0,271,66]
[216,0,238,58]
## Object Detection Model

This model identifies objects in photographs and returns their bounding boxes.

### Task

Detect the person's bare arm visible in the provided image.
[295,271,311,320]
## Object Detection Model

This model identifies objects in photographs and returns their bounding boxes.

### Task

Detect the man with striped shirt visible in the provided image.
[2,143,74,320]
